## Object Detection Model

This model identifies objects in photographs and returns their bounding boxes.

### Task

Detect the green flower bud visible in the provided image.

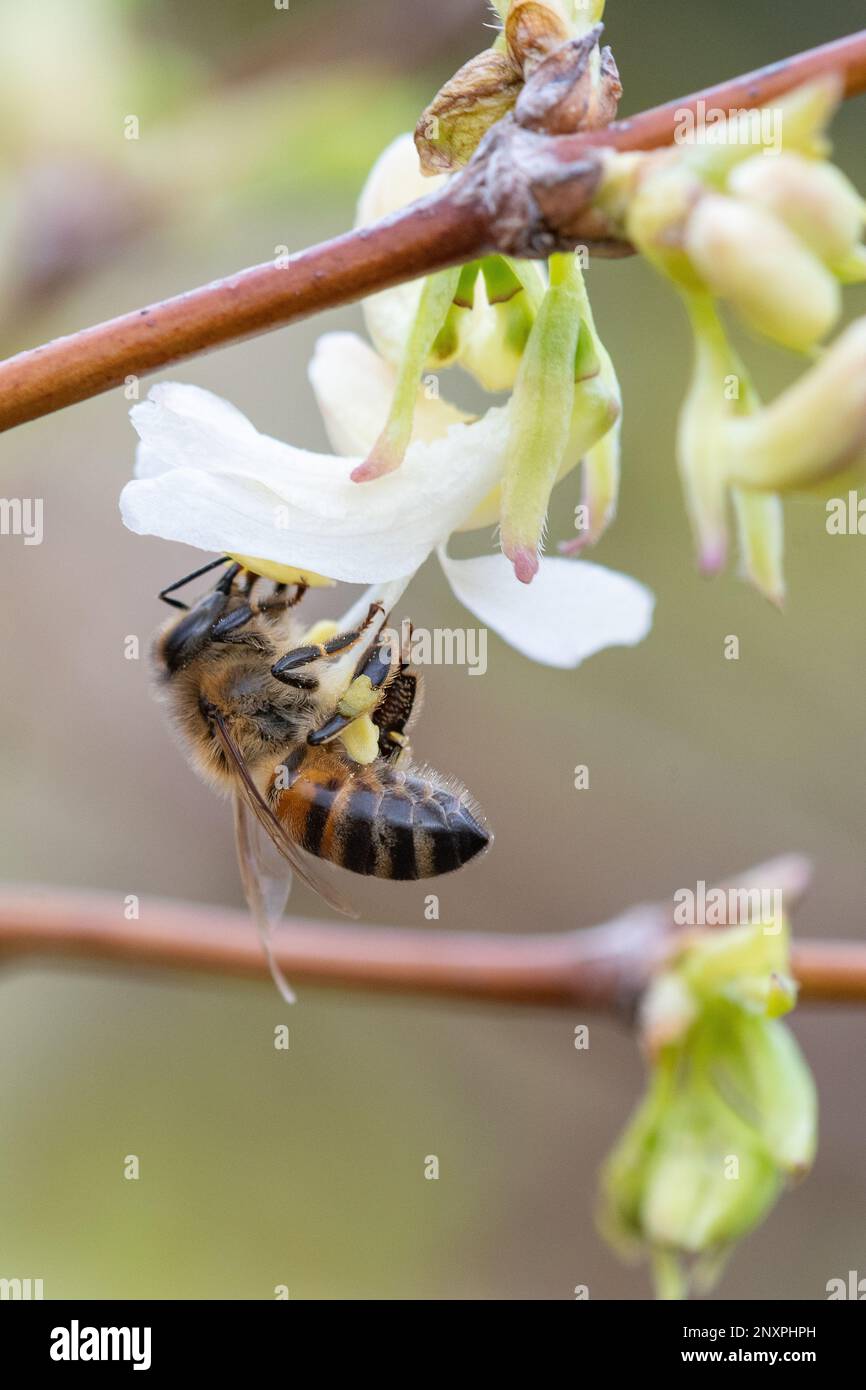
[698,1007,818,1176]
[599,913,817,1298]
[685,194,840,350]
[599,1058,674,1254]
[727,318,866,492]
[679,919,792,1006]
[500,253,618,581]
[640,1085,781,1256]
[728,153,865,272]
[500,254,582,582]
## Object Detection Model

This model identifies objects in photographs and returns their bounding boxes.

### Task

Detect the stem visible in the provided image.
[0,30,864,433]
[0,191,488,435]
[0,860,861,1010]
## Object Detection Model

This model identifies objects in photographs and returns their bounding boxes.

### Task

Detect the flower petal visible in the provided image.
[439,549,654,668]
[132,382,261,480]
[122,382,511,584]
[309,332,469,459]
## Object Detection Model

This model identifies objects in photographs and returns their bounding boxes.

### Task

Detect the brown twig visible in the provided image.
[0,29,864,433]
[0,858,862,1010]
[560,26,866,154]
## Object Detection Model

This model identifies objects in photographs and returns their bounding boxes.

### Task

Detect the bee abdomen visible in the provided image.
[273,750,490,880]
[337,774,490,880]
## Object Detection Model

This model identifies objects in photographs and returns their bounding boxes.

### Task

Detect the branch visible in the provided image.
[0,29,864,433]
[1,857,864,1010]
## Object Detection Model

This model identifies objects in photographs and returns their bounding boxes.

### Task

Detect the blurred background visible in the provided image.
[0,0,864,1300]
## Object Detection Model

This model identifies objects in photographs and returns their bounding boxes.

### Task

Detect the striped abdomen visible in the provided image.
[270,745,490,880]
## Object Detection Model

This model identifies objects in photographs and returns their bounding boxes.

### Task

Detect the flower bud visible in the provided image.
[414,50,522,174]
[679,919,791,1004]
[625,159,706,289]
[515,27,621,135]
[599,1067,670,1256]
[728,318,866,491]
[728,152,865,271]
[600,913,817,1297]
[709,1011,818,1177]
[500,254,583,582]
[685,194,840,350]
[640,1089,781,1256]
[505,0,571,76]
[500,254,618,582]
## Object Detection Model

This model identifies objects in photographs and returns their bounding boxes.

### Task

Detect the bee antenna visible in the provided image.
[158,555,233,610]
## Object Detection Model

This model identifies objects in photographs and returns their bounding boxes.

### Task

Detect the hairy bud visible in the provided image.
[505,0,571,75]
[414,50,522,175]
[515,27,621,134]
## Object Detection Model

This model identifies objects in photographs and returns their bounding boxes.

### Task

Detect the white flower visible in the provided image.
[120,330,654,668]
[121,125,653,669]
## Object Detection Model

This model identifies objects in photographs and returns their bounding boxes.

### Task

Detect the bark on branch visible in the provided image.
[1,856,863,1011]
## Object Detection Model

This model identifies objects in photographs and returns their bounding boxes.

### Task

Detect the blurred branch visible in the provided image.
[1,856,864,1010]
[0,29,864,432]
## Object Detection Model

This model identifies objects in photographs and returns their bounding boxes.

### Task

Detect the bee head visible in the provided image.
[156,588,230,677]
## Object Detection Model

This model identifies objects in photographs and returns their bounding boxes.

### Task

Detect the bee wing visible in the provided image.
[210,710,359,921]
[233,793,296,1005]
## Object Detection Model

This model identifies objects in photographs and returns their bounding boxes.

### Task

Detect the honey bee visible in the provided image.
[152,558,491,995]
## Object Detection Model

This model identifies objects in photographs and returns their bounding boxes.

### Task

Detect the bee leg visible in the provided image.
[306,633,400,746]
[373,669,420,762]
[209,605,256,639]
[270,602,383,682]
[211,579,309,641]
